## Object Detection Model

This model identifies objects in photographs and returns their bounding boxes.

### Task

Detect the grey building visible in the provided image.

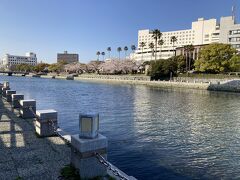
[219,16,240,50]
[57,51,79,64]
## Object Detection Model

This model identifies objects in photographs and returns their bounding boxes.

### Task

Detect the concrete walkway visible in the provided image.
[0,98,70,179]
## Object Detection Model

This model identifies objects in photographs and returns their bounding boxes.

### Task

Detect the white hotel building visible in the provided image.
[2,52,37,68]
[131,16,240,61]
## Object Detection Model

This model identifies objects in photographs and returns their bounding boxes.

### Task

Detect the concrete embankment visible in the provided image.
[28,74,240,93]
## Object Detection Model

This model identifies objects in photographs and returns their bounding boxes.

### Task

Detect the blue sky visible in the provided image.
[0,0,238,63]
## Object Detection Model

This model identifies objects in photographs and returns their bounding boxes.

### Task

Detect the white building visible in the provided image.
[131,15,240,61]
[2,52,37,68]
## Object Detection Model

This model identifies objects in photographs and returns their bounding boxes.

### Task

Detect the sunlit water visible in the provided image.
[1,76,240,180]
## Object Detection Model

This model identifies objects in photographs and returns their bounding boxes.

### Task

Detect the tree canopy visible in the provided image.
[194,43,237,73]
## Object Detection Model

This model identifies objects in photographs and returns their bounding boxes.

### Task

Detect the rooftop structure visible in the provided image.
[57,51,79,64]
[131,15,240,61]
[2,52,37,68]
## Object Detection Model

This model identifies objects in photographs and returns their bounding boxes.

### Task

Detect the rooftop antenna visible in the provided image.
[232,1,237,23]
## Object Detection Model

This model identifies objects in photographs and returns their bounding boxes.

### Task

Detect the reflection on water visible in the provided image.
[1,76,240,179]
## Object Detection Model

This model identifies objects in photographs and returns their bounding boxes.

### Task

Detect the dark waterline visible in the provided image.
[1,76,240,180]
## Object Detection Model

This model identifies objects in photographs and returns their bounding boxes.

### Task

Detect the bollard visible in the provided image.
[0,83,3,95]
[2,86,10,98]
[19,99,36,119]
[6,90,16,102]
[71,114,107,179]
[12,94,24,108]
[3,81,9,88]
[35,109,58,137]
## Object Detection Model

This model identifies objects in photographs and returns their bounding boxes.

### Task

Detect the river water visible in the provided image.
[1,76,240,180]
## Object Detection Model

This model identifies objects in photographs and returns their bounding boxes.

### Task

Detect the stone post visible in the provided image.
[35,109,58,137]
[0,83,3,95]
[71,114,107,179]
[12,94,24,108]
[19,99,36,119]
[2,82,10,98]
[6,90,16,102]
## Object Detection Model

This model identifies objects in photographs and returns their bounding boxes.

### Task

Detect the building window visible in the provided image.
[229,30,240,35]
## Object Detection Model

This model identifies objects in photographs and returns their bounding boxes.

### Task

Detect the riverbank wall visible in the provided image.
[16,74,240,93]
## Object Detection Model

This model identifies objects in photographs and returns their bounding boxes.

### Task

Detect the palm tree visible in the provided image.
[149,42,154,61]
[96,51,100,61]
[184,45,194,72]
[158,39,164,60]
[107,47,111,59]
[117,47,122,60]
[124,46,128,59]
[170,36,178,56]
[187,45,194,71]
[152,29,162,60]
[131,45,136,53]
[101,52,105,61]
[139,42,146,61]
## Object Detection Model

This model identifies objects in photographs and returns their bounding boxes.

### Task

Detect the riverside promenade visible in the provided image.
[0,98,70,179]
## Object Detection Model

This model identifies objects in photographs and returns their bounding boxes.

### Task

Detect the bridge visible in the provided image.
[0,71,29,76]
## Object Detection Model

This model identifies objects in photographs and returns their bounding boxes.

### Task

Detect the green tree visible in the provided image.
[194,43,237,73]
[170,36,177,56]
[147,58,177,80]
[48,63,64,73]
[34,63,49,72]
[229,54,240,72]
[15,64,34,72]
[152,29,162,60]
[139,42,146,61]
[117,47,122,60]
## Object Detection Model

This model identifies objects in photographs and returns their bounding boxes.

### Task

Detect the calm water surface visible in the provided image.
[1,76,240,180]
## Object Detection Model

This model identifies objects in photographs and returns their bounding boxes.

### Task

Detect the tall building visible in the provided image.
[2,52,37,68]
[57,51,79,64]
[131,15,240,61]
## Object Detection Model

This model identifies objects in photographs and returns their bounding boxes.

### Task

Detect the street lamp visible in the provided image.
[79,113,99,139]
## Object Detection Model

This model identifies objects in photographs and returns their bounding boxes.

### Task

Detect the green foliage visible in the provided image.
[172,55,186,73]
[194,43,237,73]
[229,54,240,72]
[15,177,23,180]
[48,63,64,73]
[14,64,34,72]
[34,63,49,72]
[60,165,80,180]
[148,58,177,80]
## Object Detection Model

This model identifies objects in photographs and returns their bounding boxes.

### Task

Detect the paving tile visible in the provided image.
[0,149,12,162]
[0,99,71,179]
[17,163,49,178]
[0,160,16,172]
[0,170,19,180]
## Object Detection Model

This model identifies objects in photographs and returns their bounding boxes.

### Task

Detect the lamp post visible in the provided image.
[71,113,107,179]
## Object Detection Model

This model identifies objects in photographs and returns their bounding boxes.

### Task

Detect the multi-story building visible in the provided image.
[57,51,79,64]
[2,52,37,68]
[131,15,239,61]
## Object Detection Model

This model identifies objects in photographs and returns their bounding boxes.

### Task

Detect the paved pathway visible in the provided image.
[0,98,70,180]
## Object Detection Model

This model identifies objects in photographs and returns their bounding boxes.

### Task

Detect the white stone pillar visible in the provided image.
[6,90,16,102]
[0,83,3,95]
[19,99,36,119]
[12,94,24,108]
[35,109,58,137]
[71,114,107,179]
[2,87,10,98]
